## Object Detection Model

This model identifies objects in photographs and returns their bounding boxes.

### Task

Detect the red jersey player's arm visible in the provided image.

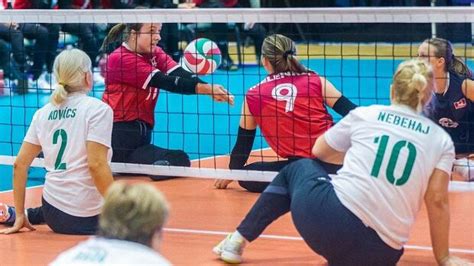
[240,100,257,130]
[227,100,257,170]
[320,77,357,117]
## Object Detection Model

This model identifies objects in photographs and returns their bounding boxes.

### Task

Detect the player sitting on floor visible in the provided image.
[213,59,471,265]
[0,49,114,235]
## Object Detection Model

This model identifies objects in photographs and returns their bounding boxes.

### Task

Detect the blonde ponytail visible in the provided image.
[50,83,69,106]
[392,59,433,112]
[50,49,92,106]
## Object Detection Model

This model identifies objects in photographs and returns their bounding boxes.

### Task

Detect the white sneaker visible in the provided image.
[453,158,474,181]
[213,233,246,264]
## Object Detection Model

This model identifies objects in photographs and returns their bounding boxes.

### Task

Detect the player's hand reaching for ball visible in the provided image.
[197,83,234,106]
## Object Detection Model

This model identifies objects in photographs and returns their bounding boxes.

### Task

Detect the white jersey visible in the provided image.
[49,237,171,266]
[24,92,113,217]
[325,104,454,249]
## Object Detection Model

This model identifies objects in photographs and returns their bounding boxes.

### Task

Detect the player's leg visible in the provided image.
[0,203,44,226]
[111,121,147,163]
[127,144,191,181]
[214,158,329,263]
[238,160,292,193]
[41,198,98,235]
[239,158,341,193]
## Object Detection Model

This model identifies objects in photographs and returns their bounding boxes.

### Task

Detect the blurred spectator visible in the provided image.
[57,0,105,85]
[0,22,29,94]
[189,0,266,69]
[151,1,195,62]
[188,0,239,71]
[13,0,60,90]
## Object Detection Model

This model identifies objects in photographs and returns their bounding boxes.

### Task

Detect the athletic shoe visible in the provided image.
[0,203,15,225]
[149,160,175,181]
[213,233,246,264]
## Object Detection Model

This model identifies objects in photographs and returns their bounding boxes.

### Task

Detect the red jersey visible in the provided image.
[246,72,333,158]
[193,0,237,7]
[13,0,31,9]
[102,43,178,127]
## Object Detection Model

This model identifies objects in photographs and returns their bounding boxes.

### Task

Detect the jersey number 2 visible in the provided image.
[53,129,68,170]
[370,135,417,186]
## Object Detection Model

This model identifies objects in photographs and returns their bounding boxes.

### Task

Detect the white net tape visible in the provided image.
[0,7,473,24]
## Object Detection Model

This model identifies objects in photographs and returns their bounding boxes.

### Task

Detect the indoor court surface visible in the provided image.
[1,44,473,265]
[1,153,474,265]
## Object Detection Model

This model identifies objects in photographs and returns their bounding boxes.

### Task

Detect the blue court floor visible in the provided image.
[1,58,472,191]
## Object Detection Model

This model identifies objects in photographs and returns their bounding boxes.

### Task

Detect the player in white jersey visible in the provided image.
[0,49,114,235]
[50,182,171,266]
[213,59,471,265]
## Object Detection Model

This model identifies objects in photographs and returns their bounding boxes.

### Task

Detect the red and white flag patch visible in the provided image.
[454,98,467,109]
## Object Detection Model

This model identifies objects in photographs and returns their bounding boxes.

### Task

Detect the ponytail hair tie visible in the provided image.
[283,50,295,58]
[58,82,66,86]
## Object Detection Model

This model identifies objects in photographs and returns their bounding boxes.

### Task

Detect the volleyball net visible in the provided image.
[0,7,473,191]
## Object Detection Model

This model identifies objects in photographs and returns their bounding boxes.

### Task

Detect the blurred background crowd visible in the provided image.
[0,0,472,94]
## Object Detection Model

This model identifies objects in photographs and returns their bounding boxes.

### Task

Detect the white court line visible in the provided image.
[164,227,474,255]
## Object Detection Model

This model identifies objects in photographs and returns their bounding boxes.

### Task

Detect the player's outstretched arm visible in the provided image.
[424,168,472,265]
[0,142,41,234]
[196,83,235,106]
[215,101,256,189]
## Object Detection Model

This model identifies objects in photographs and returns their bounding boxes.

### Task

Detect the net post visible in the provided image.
[431,0,437,38]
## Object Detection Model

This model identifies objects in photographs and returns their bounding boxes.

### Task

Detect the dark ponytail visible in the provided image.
[424,37,472,78]
[261,34,307,74]
[100,23,143,53]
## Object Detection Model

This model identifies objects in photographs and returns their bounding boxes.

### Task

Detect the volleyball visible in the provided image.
[182,38,221,75]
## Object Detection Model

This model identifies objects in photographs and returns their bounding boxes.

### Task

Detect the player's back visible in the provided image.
[27,93,113,217]
[246,71,333,158]
[331,104,454,249]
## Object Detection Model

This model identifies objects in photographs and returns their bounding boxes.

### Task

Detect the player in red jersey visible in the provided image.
[215,34,357,192]
[101,23,234,180]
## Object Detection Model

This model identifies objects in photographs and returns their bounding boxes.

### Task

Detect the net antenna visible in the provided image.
[431,0,437,38]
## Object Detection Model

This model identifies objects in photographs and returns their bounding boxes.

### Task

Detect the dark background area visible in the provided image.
[258,0,473,43]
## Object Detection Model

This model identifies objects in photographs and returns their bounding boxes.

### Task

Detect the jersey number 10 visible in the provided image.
[371,135,417,186]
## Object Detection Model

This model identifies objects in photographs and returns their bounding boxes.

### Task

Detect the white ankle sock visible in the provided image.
[230,230,247,243]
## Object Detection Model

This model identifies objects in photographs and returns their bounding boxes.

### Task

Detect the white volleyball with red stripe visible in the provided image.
[183,38,221,75]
